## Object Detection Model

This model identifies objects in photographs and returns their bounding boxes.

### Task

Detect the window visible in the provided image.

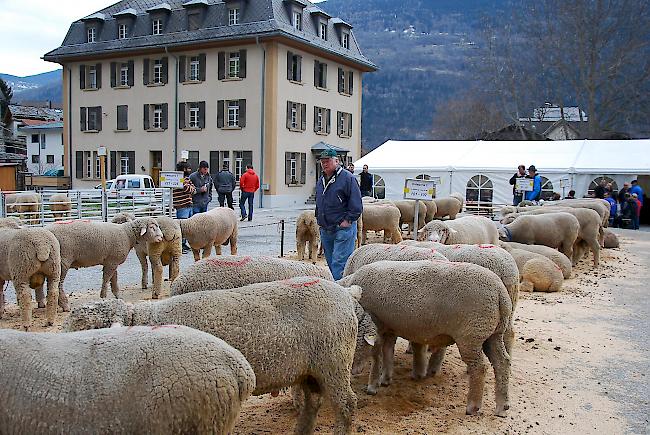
[110,61,133,88]
[588,176,618,197]
[189,106,200,129]
[188,11,202,30]
[319,22,327,40]
[40,134,46,149]
[313,106,330,134]
[32,155,39,164]
[94,152,101,178]
[153,105,163,129]
[117,105,128,131]
[337,111,352,138]
[540,176,555,201]
[287,52,302,82]
[144,103,168,131]
[80,106,102,132]
[46,154,54,164]
[87,27,96,43]
[31,134,39,143]
[218,50,247,80]
[342,32,350,49]
[229,8,239,25]
[372,174,386,199]
[189,56,200,81]
[187,151,200,173]
[416,174,431,180]
[314,60,327,88]
[144,58,168,85]
[338,68,354,95]
[220,151,230,171]
[291,105,298,129]
[234,151,244,181]
[118,23,127,39]
[285,152,306,185]
[80,64,102,90]
[86,153,92,179]
[293,11,302,30]
[88,65,97,89]
[180,54,205,83]
[227,101,240,128]
[217,100,246,129]
[152,19,162,35]
[229,52,240,78]
[120,64,129,86]
[466,175,493,214]
[153,60,163,84]
[120,156,129,176]
[286,101,306,131]
[179,102,205,130]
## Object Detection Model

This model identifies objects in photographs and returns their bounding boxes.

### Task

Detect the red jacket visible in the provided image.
[635,198,642,217]
[239,168,260,193]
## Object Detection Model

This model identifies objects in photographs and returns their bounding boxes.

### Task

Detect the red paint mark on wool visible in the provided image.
[479,244,497,249]
[206,256,252,267]
[453,244,462,249]
[151,325,180,330]
[284,279,321,288]
[55,219,91,225]
[271,391,280,397]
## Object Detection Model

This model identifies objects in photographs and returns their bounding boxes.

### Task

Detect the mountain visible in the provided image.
[0,70,62,105]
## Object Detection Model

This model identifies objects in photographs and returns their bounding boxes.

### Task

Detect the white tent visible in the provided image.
[354,139,650,206]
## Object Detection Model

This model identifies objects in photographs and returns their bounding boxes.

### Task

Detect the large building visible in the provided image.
[44,0,376,207]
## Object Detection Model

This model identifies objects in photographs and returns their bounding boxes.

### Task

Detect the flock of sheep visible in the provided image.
[0,191,621,433]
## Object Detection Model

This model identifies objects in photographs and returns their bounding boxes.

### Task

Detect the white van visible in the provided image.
[110,174,155,190]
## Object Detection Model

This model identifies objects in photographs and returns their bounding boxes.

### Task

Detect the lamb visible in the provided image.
[0,325,255,433]
[296,210,320,261]
[48,192,72,220]
[503,247,564,292]
[418,215,499,245]
[65,277,362,434]
[361,203,403,244]
[338,260,512,417]
[393,200,427,234]
[47,218,163,309]
[433,196,462,219]
[342,243,447,277]
[0,226,61,330]
[501,241,572,279]
[603,229,619,248]
[498,212,580,262]
[543,199,610,227]
[178,207,238,260]
[170,255,333,296]
[8,192,41,225]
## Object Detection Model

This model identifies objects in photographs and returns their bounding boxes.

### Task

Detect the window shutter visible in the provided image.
[178,103,186,129]
[80,65,86,89]
[347,113,353,137]
[217,100,224,128]
[300,153,306,184]
[287,51,293,80]
[161,57,169,83]
[110,62,117,87]
[218,52,225,80]
[128,60,134,86]
[80,107,87,131]
[117,105,128,130]
[322,63,327,88]
[338,68,344,93]
[326,109,331,134]
[296,55,302,81]
[95,106,102,131]
[300,103,306,131]
[239,50,247,78]
[243,151,253,171]
[238,99,246,128]
[110,151,117,179]
[143,59,150,85]
[286,101,292,129]
[314,60,319,87]
[178,56,186,82]
[95,63,102,88]
[75,151,84,179]
[198,101,206,129]
[210,151,219,177]
[161,103,168,130]
[337,111,342,135]
[143,104,150,130]
[348,71,354,95]
[198,53,206,81]
[127,151,135,174]
[285,152,291,185]
[313,106,319,132]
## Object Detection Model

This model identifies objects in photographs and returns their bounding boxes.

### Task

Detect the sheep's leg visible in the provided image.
[411,342,428,380]
[0,279,4,319]
[588,238,600,267]
[214,242,222,256]
[483,334,511,417]
[361,230,367,245]
[137,250,148,289]
[202,245,212,259]
[58,265,71,312]
[379,333,397,387]
[294,380,323,435]
[320,372,356,435]
[44,276,59,327]
[309,240,317,261]
[168,253,180,284]
[457,342,487,415]
[297,240,305,260]
[150,255,163,299]
[427,347,447,377]
[229,228,238,255]
[16,281,33,331]
[367,335,383,395]
[34,285,46,308]
[192,248,201,262]
[100,265,119,299]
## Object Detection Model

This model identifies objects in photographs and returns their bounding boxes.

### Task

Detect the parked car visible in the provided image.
[94,179,115,189]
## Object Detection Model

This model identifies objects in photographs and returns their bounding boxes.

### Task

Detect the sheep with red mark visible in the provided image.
[418,215,499,245]
[342,243,447,277]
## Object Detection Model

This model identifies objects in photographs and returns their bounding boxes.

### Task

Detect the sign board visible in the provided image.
[403,178,436,201]
[431,176,442,186]
[515,178,534,192]
[159,171,184,189]
[181,150,189,160]
[97,146,107,156]
[560,178,571,188]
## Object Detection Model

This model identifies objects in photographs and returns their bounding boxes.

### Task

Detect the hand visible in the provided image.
[339,220,351,228]
[201,185,207,193]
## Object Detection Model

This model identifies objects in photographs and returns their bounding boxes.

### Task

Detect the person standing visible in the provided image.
[565,190,576,199]
[189,160,213,214]
[630,180,644,207]
[525,165,542,202]
[593,179,607,199]
[604,191,617,227]
[215,163,236,209]
[509,165,527,205]
[315,149,363,280]
[632,193,642,230]
[239,164,260,221]
[347,163,355,173]
[618,182,631,204]
[173,161,195,253]
[359,164,373,197]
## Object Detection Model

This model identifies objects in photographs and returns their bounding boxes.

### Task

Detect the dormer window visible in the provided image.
[87,27,96,43]
[229,8,240,25]
[342,32,350,49]
[118,24,128,39]
[152,19,163,35]
[319,22,327,40]
[293,11,302,31]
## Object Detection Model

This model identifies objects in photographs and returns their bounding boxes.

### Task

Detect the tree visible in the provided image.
[0,76,13,126]
[431,92,507,140]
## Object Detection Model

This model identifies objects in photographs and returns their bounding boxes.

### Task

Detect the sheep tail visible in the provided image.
[494,285,513,361]
[35,240,52,262]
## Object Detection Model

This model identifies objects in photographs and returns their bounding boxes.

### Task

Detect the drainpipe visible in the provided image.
[256,36,265,208]
[164,46,179,166]
[66,65,73,188]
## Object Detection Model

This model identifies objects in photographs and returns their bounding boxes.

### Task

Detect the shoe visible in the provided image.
[240,216,247,221]
[248,218,252,221]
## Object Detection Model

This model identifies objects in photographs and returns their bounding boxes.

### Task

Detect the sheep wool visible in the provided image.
[418,215,499,245]
[48,193,72,220]
[433,197,462,220]
[502,241,572,279]
[296,210,320,261]
[361,204,403,244]
[393,200,427,235]
[506,248,564,293]
[179,207,238,260]
[342,243,447,277]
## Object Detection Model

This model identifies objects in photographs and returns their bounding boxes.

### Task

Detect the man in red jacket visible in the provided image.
[239,164,260,221]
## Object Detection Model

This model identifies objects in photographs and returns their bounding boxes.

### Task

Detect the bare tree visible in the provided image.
[0,77,13,126]
[431,92,507,140]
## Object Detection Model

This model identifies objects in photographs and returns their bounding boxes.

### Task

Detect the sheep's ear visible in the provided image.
[348,285,363,301]
[364,333,376,346]
[449,228,458,234]
[140,226,147,236]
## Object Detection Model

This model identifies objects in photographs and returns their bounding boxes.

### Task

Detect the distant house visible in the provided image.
[519,103,588,140]
[470,124,550,141]
[18,121,64,175]
[0,128,28,191]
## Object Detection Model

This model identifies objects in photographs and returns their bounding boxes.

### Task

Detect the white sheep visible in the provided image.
[339,260,512,417]
[450,192,465,208]
[501,241,572,279]
[502,246,564,292]
[47,218,163,309]
[296,210,319,261]
[393,200,427,235]
[170,255,333,296]
[0,325,255,433]
[7,192,41,225]
[179,207,238,260]
[603,229,619,248]
[342,243,447,277]
[543,198,610,227]
[421,200,438,223]
[418,215,499,245]
[65,277,361,434]
[48,192,72,220]
[361,203,403,244]
[433,196,462,219]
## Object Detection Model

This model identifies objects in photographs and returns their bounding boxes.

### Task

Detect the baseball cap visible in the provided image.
[528,165,537,171]
[319,149,338,159]
[199,160,209,168]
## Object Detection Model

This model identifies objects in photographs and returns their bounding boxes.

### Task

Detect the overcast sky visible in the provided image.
[0,0,325,77]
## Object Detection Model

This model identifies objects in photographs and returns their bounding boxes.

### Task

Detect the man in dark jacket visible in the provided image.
[315,149,363,280]
[509,165,527,205]
[189,160,213,214]
[215,163,236,209]
[359,164,373,197]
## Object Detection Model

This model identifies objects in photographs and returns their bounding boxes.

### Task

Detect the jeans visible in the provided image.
[218,192,234,209]
[240,191,254,220]
[361,190,372,197]
[633,216,640,230]
[320,224,357,280]
[513,194,523,206]
[176,207,193,247]
[192,203,208,215]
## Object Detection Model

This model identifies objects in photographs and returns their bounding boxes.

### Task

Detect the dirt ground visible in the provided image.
[1,232,646,434]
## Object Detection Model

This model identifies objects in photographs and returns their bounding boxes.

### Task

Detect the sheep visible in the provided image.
[421,200,438,223]
[47,218,163,309]
[338,260,512,417]
[361,203,403,244]
[393,200,427,234]
[433,196,462,219]
[170,255,333,295]
[0,226,61,330]
[502,247,564,292]
[0,325,255,433]
[450,192,465,208]
[178,207,238,260]
[501,241,572,279]
[603,229,619,248]
[498,212,580,262]
[296,210,320,261]
[418,215,499,245]
[65,277,361,434]
[342,243,447,277]
[543,199,610,227]
[7,192,41,225]
[47,192,72,220]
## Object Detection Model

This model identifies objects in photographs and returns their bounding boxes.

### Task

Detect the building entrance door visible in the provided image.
[150,151,162,186]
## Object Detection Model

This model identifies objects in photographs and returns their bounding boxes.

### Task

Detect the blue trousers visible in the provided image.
[320,225,357,281]
[176,207,193,247]
[240,191,254,220]
[192,204,208,214]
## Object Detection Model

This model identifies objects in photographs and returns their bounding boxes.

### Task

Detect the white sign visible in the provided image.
[515,178,534,192]
[560,178,571,188]
[181,150,190,160]
[97,146,107,156]
[403,178,436,200]
[159,171,184,189]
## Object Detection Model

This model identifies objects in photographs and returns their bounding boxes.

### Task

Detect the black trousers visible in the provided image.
[218,192,234,209]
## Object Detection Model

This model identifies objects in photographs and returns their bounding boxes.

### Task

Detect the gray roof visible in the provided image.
[311,141,349,153]
[43,0,376,71]
[18,121,64,131]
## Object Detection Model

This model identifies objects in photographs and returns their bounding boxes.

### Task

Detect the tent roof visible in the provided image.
[355,139,650,175]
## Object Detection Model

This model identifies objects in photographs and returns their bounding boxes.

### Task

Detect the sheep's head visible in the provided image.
[64,299,131,331]
[417,221,453,243]
[134,218,164,243]
[500,214,517,225]
[497,224,513,242]
[500,206,516,217]
[111,212,135,224]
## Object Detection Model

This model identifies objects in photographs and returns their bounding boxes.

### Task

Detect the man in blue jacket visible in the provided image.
[525,165,542,202]
[315,149,363,280]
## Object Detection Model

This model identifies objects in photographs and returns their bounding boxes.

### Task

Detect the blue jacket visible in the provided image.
[605,197,617,216]
[315,166,363,231]
[525,175,542,201]
[630,185,644,205]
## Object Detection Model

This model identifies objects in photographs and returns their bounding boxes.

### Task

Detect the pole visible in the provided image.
[100,154,106,190]
[413,199,420,241]
[280,219,285,257]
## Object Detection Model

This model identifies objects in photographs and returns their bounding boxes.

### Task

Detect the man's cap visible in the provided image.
[199,160,209,168]
[319,149,338,159]
[528,165,537,171]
